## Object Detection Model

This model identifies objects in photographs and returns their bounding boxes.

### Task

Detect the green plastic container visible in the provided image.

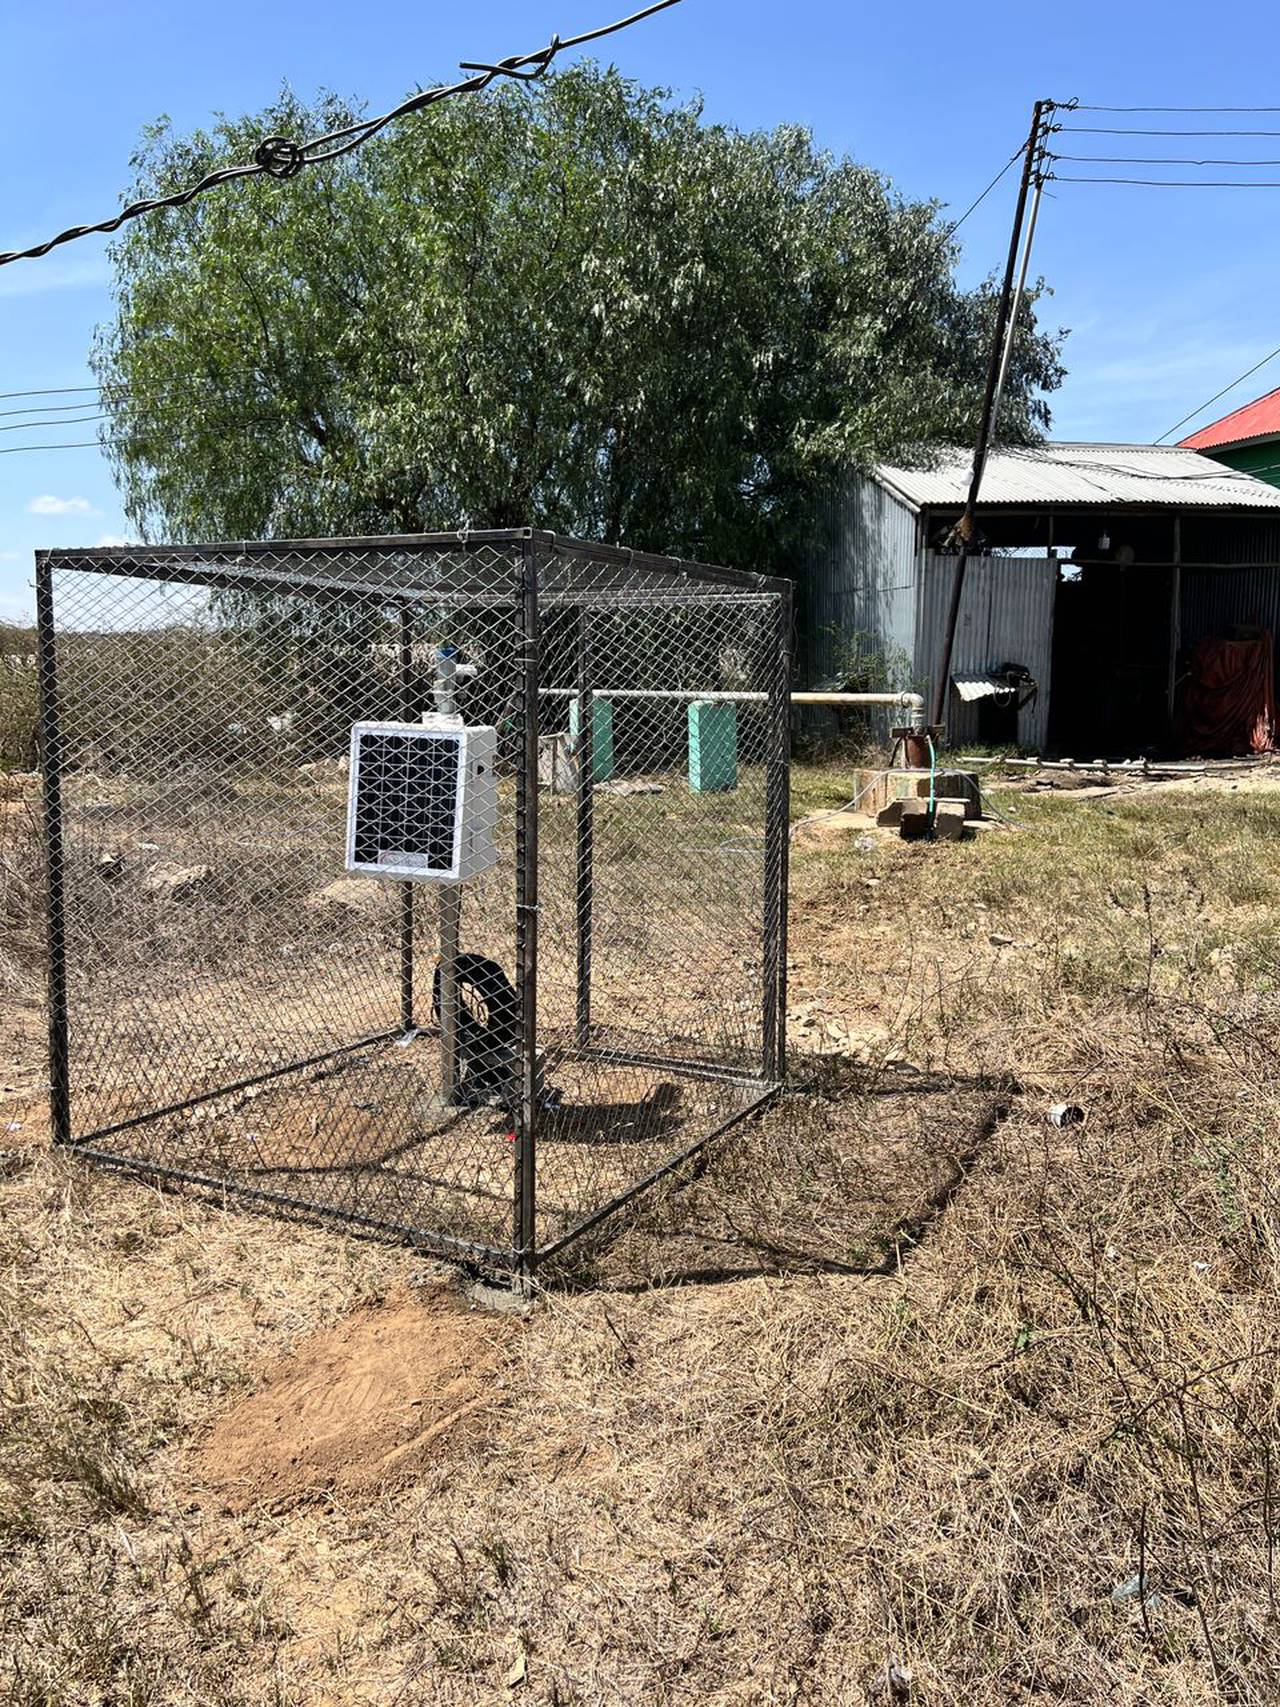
[569,695,615,783]
[688,700,738,792]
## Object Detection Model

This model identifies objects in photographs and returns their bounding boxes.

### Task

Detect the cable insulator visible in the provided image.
[253,137,305,179]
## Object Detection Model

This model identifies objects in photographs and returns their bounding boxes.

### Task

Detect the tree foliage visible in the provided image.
[94,67,1064,573]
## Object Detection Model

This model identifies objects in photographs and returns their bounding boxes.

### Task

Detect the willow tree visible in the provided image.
[94,66,1063,574]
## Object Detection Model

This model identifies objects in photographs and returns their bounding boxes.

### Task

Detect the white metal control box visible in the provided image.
[345,721,499,883]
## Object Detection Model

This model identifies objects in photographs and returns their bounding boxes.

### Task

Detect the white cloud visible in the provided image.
[27,494,101,517]
[95,533,136,549]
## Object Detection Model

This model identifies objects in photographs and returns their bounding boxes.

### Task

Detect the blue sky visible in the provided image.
[3,0,1279,621]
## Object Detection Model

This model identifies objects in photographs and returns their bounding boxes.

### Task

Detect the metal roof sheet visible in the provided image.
[1179,386,1280,452]
[875,442,1280,512]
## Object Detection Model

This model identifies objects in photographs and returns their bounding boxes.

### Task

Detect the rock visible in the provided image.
[143,863,214,902]
[95,852,125,884]
[876,801,904,827]
[306,876,389,916]
[795,810,875,846]
[597,778,665,797]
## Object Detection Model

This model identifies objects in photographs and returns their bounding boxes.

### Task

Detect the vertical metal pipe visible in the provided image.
[35,554,71,1146]
[514,535,541,1282]
[994,173,1044,419]
[438,886,461,1101]
[574,607,594,1048]
[398,606,415,1035]
[761,583,792,1083]
[427,639,462,1101]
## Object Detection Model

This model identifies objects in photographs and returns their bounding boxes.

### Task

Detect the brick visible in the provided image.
[898,797,969,841]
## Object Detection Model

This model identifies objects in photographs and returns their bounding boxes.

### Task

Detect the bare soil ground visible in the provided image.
[194,1283,513,1515]
[5,762,1280,1703]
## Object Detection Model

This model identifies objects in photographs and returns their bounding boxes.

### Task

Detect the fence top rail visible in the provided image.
[36,530,791,598]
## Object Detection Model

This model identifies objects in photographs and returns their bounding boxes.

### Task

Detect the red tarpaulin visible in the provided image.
[1180,632,1276,757]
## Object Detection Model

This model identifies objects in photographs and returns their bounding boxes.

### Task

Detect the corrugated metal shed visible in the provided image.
[802,476,919,686]
[915,553,1056,751]
[876,443,1280,512]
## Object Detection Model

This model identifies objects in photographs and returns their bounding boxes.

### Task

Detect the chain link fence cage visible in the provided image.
[33,531,790,1281]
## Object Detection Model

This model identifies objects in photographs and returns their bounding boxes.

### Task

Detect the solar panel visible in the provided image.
[345,721,498,881]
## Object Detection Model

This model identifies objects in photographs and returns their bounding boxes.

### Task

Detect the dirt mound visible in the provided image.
[193,1283,511,1513]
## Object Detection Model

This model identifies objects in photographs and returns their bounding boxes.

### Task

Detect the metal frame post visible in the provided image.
[398,606,416,1035]
[574,607,594,1048]
[437,889,461,1099]
[761,582,792,1082]
[1167,516,1182,732]
[514,536,541,1281]
[34,554,71,1147]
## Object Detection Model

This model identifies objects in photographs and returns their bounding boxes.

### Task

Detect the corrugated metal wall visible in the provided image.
[802,474,920,687]
[915,554,1057,751]
[1179,514,1280,566]
[1181,564,1280,650]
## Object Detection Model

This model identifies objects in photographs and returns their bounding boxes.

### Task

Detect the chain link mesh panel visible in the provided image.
[35,532,789,1277]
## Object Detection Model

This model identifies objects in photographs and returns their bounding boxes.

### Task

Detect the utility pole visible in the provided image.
[929,99,1054,730]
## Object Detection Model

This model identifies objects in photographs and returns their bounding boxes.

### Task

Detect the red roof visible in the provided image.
[1180,385,1280,451]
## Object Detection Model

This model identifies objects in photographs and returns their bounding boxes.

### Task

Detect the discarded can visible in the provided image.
[1047,1102,1087,1128]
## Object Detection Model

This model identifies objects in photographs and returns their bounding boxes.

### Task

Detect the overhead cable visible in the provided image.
[1051,174,1280,187]
[1053,154,1280,167]
[1059,126,1280,137]
[1071,104,1280,114]
[0,0,681,267]
[1155,344,1280,444]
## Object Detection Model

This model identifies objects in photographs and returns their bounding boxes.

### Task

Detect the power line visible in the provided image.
[1051,175,1280,187]
[0,412,111,434]
[1004,446,1280,484]
[0,439,129,455]
[0,399,117,420]
[1054,154,1280,167]
[0,383,113,401]
[1059,126,1280,137]
[1072,105,1280,115]
[1155,345,1280,445]
[0,409,329,455]
[0,0,681,268]
[943,142,1028,236]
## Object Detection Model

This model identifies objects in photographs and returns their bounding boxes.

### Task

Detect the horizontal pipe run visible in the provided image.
[541,687,926,711]
[957,754,1267,773]
[792,691,926,710]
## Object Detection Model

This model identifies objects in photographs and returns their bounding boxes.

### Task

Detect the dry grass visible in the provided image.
[4,768,1280,1702]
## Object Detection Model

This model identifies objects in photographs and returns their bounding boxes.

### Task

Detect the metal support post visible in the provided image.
[575,608,594,1048]
[35,554,71,1147]
[398,606,416,1035]
[438,886,461,1102]
[761,583,792,1083]
[514,537,541,1282]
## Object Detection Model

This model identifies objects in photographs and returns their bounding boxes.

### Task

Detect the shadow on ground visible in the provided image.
[547,1058,1012,1292]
